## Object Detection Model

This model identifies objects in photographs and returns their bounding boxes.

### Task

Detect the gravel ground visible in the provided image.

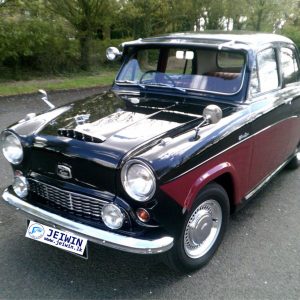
[0,88,299,300]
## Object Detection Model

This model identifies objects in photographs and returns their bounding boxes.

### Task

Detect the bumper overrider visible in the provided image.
[2,188,174,255]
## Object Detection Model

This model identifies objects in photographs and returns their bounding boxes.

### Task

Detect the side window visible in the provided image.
[256,48,279,93]
[118,49,160,81]
[249,61,260,96]
[280,47,299,84]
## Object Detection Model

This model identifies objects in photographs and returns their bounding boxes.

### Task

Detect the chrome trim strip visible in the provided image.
[170,116,298,182]
[2,189,174,255]
[245,158,289,200]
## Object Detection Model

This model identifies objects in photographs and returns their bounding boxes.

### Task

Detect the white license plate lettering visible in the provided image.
[26,221,87,256]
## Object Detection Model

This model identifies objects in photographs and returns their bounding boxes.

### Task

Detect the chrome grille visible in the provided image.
[28,179,108,220]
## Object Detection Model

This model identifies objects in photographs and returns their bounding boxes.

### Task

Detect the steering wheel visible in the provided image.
[139,70,176,86]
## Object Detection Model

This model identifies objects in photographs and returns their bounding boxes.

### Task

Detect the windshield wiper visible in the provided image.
[115,80,137,84]
[115,80,146,89]
[143,83,186,93]
[116,80,186,93]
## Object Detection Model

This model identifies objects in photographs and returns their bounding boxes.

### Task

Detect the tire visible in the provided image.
[163,183,230,273]
[286,146,300,170]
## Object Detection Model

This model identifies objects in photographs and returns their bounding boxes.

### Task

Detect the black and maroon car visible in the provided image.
[1,32,300,272]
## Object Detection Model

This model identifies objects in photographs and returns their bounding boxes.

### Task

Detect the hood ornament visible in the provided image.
[38,89,55,110]
[74,114,90,125]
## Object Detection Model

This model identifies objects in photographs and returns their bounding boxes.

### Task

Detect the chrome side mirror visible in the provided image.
[203,105,223,124]
[194,104,223,140]
[38,89,55,110]
[106,47,122,61]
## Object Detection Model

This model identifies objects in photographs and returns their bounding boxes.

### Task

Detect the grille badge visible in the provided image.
[57,165,72,179]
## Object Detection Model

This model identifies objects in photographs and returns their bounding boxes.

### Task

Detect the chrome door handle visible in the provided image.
[284,98,292,105]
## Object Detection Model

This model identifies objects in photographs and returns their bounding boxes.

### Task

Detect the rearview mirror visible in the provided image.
[176,50,194,60]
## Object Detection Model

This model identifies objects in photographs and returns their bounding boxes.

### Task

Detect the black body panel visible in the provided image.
[3,32,300,238]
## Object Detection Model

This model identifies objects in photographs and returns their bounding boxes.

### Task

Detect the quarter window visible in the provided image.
[280,47,299,84]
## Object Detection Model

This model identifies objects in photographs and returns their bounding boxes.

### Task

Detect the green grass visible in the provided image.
[0,71,116,96]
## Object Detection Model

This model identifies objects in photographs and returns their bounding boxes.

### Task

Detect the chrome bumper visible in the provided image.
[2,189,174,254]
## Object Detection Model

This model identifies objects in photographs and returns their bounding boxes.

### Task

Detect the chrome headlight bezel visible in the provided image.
[0,131,23,165]
[101,203,125,229]
[121,160,156,202]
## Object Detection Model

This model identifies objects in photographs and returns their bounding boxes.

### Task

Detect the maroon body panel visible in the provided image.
[249,117,300,189]
[160,138,253,209]
[160,117,300,210]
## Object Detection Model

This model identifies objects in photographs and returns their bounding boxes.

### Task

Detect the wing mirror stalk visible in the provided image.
[194,105,223,140]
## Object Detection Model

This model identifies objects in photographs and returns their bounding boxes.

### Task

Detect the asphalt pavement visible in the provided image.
[0,88,299,299]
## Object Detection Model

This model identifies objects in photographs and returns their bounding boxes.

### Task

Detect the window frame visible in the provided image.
[279,45,300,86]
[116,45,248,97]
[257,47,280,94]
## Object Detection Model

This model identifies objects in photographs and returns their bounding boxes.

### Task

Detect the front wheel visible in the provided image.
[163,183,230,272]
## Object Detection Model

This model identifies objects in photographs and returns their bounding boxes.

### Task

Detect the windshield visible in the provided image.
[117,47,246,95]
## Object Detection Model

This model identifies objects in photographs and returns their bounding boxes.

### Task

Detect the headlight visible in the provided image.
[121,160,156,201]
[101,204,124,229]
[13,175,28,198]
[0,131,23,164]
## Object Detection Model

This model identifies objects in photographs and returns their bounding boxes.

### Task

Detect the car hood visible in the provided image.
[12,91,200,169]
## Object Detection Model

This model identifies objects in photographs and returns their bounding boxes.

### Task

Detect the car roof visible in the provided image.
[123,32,294,51]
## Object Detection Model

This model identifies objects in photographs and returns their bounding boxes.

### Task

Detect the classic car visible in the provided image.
[1,32,300,272]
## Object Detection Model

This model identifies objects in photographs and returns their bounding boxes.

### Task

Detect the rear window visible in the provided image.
[217,52,245,69]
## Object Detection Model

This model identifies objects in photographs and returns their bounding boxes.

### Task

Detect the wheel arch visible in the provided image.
[213,173,236,214]
[183,162,240,211]
[160,162,241,213]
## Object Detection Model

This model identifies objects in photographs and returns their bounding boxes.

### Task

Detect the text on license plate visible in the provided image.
[25,221,87,256]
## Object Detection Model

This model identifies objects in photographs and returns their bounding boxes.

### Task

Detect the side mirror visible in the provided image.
[203,105,223,124]
[106,47,122,61]
[194,104,223,140]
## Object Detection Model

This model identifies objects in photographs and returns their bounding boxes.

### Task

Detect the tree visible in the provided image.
[244,0,292,32]
[166,0,204,32]
[117,0,172,39]
[46,0,118,70]
[222,0,247,30]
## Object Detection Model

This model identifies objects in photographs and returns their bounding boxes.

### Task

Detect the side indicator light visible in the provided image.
[136,208,150,223]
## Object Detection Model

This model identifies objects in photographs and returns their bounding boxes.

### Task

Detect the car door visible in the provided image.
[279,45,300,154]
[247,46,297,191]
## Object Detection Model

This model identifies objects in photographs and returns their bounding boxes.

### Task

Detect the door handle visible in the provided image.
[284,98,292,105]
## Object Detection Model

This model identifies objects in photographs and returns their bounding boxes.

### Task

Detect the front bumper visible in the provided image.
[2,188,174,254]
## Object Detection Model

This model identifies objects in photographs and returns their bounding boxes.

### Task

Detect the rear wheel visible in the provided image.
[286,146,300,170]
[163,183,230,272]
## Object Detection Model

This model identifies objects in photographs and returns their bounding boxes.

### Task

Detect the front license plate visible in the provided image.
[26,221,88,257]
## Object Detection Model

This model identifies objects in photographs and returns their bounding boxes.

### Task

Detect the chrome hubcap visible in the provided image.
[184,200,222,259]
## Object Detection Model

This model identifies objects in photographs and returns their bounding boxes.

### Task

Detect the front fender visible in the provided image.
[160,161,240,211]
[184,162,239,209]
